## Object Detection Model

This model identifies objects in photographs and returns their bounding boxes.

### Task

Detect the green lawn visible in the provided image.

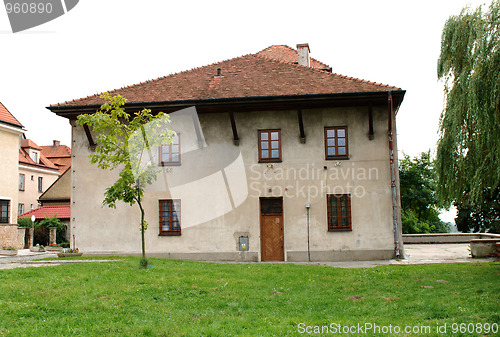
[0,258,498,336]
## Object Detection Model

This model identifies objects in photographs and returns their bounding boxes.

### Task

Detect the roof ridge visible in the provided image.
[256,44,295,53]
[255,44,331,70]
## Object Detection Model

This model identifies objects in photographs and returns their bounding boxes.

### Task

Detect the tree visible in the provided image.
[455,188,500,233]
[399,151,450,234]
[436,1,500,216]
[77,93,175,267]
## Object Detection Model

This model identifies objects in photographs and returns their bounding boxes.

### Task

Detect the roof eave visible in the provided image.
[47,90,406,118]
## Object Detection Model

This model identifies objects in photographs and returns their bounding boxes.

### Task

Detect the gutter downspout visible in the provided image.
[388,91,401,258]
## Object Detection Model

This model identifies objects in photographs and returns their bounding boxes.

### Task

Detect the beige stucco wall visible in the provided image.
[0,123,23,247]
[39,168,71,206]
[70,105,403,261]
[18,165,59,213]
[0,124,22,225]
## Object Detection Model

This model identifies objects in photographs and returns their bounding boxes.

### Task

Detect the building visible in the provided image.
[0,101,25,248]
[19,205,71,243]
[40,140,72,174]
[39,167,71,207]
[48,44,405,261]
[18,137,60,215]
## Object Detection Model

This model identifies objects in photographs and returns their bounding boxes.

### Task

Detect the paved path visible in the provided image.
[0,249,59,270]
[0,244,497,270]
[301,243,496,268]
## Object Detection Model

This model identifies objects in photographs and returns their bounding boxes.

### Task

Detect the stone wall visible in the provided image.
[0,225,25,249]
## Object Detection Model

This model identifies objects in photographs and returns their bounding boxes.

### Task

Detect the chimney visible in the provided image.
[297,43,310,67]
[53,140,60,147]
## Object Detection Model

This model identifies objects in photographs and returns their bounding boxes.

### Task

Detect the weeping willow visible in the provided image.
[436,0,500,206]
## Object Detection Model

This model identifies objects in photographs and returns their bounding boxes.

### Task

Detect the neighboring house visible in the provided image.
[40,140,71,173]
[0,101,25,248]
[39,167,71,207]
[18,137,60,214]
[20,167,72,244]
[48,44,406,262]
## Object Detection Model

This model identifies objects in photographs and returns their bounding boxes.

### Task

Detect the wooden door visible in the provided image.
[260,197,284,261]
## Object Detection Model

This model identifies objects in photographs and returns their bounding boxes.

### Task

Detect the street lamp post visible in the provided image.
[30,214,35,247]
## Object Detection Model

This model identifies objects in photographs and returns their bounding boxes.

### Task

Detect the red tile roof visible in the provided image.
[40,143,72,173]
[257,45,331,70]
[19,138,59,171]
[40,144,71,158]
[21,138,42,151]
[51,45,402,108]
[0,101,23,127]
[19,205,70,220]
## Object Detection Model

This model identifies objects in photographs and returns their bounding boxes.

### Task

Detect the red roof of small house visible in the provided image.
[50,45,402,108]
[0,101,23,127]
[19,206,70,220]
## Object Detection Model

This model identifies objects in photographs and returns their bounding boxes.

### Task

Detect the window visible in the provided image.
[19,174,25,191]
[327,194,352,231]
[18,203,24,215]
[325,126,349,160]
[159,200,181,235]
[160,135,180,165]
[31,151,38,164]
[0,200,9,223]
[38,177,43,193]
[258,130,281,162]
[260,197,283,215]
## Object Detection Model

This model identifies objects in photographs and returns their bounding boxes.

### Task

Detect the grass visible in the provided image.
[0,258,498,336]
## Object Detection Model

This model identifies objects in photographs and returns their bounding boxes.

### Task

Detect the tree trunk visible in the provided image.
[139,203,146,260]
[137,198,146,262]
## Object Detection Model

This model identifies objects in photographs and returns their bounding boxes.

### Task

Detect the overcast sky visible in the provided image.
[1,0,492,155]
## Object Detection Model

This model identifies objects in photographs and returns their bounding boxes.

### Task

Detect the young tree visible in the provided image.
[77,93,175,267]
[399,151,450,234]
[436,1,500,217]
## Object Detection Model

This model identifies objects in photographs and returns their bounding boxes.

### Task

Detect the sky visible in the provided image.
[0,0,493,220]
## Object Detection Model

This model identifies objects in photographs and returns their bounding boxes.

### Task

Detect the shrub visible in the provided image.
[17,217,33,228]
